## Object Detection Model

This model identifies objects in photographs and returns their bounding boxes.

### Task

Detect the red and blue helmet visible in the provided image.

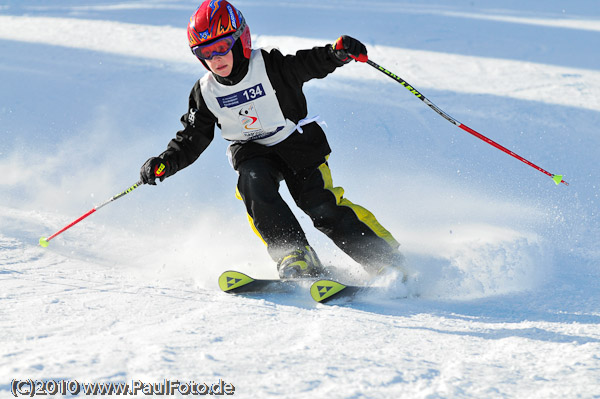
[188,0,252,60]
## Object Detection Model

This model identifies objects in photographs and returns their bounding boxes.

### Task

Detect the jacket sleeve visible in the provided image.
[260,45,345,124]
[266,44,346,87]
[159,80,217,176]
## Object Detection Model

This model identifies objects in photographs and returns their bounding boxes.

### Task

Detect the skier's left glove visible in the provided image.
[332,35,368,63]
[140,157,171,185]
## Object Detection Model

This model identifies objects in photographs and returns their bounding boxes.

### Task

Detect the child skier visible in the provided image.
[140,0,407,279]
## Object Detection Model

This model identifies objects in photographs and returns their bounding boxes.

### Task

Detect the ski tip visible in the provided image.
[39,237,49,248]
[218,270,255,292]
[310,280,347,303]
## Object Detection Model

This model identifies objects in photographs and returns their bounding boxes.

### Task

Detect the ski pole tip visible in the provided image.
[552,174,568,186]
[39,237,49,247]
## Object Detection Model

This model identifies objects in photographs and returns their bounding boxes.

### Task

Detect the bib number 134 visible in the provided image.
[242,84,264,101]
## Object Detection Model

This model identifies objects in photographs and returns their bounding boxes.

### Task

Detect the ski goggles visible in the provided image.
[191,36,235,60]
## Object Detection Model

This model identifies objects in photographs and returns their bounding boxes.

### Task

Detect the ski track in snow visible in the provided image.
[2,219,599,399]
[2,2,600,398]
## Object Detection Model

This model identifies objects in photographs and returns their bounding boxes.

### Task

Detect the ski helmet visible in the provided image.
[188,0,251,60]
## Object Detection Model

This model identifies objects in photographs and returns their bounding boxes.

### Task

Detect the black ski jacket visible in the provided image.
[157,44,346,176]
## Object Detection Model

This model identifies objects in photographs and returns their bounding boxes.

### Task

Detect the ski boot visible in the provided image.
[277,245,324,279]
[376,251,409,282]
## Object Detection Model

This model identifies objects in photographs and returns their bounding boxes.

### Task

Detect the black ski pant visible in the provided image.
[236,155,400,272]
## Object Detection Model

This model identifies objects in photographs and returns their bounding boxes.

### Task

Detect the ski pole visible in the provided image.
[366,59,568,186]
[39,180,144,247]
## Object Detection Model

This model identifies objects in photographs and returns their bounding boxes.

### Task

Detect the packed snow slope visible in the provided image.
[1,1,599,398]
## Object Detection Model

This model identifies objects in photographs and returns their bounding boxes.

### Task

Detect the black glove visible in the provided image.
[140,157,170,185]
[332,35,368,63]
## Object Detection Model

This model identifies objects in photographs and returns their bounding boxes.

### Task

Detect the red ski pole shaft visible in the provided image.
[366,59,568,186]
[39,180,143,247]
[44,208,97,242]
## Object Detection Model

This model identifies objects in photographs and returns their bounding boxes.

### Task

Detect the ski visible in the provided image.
[310,279,376,304]
[219,271,401,304]
[218,270,311,295]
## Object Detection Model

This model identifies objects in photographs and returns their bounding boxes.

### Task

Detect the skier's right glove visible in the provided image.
[140,157,170,185]
[332,35,368,63]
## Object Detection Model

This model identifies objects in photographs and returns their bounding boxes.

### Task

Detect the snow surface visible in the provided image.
[1,1,599,398]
